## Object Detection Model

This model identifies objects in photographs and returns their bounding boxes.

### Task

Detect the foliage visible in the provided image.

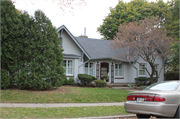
[1,69,12,89]
[78,74,97,86]
[1,0,25,85]
[168,42,179,71]
[165,0,179,39]
[1,106,128,118]
[136,82,144,87]
[164,0,179,71]
[1,0,66,90]
[13,10,66,90]
[97,0,168,40]
[128,84,134,88]
[135,77,156,86]
[140,86,147,89]
[101,73,109,80]
[112,18,175,84]
[63,77,75,85]
[165,71,179,80]
[94,80,107,87]
[1,86,131,103]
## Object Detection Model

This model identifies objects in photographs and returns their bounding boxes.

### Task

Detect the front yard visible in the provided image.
[1,86,131,103]
[1,106,129,118]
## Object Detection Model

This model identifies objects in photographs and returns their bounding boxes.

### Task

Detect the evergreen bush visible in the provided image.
[94,80,107,87]
[165,71,179,80]
[1,69,12,89]
[78,74,97,86]
[63,77,75,85]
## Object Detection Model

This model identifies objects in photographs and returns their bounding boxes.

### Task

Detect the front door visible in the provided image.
[100,63,109,82]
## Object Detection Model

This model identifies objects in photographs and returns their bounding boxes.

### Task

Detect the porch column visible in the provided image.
[111,63,114,83]
[96,62,99,79]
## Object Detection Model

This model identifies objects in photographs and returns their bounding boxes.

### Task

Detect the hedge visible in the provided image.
[94,80,107,87]
[78,74,97,86]
[135,77,156,87]
[165,71,179,80]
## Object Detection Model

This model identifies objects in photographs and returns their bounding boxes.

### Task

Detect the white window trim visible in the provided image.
[85,62,94,76]
[115,64,124,77]
[63,59,74,76]
[139,64,146,77]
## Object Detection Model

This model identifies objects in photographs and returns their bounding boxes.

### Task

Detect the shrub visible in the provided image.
[128,83,134,87]
[63,77,75,85]
[165,71,179,80]
[135,77,156,86]
[1,69,12,89]
[94,80,107,87]
[137,82,144,87]
[78,74,97,86]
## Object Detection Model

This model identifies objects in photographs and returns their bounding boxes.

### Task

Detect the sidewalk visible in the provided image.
[0,102,124,107]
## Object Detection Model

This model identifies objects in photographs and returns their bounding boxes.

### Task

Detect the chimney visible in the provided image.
[79,27,88,38]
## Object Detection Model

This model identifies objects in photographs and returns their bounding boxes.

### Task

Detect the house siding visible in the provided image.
[59,31,82,56]
[134,56,164,81]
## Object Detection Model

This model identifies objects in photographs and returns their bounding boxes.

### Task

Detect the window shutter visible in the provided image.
[111,65,114,83]
[96,64,99,78]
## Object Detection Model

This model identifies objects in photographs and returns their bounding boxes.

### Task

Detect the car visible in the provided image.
[124,80,180,118]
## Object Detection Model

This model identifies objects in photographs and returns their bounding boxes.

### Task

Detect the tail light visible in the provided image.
[127,95,165,102]
[153,96,165,101]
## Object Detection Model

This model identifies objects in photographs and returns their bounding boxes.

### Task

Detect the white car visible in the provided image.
[124,81,180,118]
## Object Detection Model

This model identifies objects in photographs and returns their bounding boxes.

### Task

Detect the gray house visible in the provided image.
[57,25,164,84]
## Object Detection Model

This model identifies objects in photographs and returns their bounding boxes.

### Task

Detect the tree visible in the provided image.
[165,0,179,39]
[1,0,25,88]
[15,10,66,90]
[97,0,168,40]
[111,18,175,83]
[164,0,179,71]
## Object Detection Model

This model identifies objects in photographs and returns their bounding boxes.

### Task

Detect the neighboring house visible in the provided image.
[57,25,164,84]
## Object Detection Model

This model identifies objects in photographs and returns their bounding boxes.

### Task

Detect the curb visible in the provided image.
[66,115,136,119]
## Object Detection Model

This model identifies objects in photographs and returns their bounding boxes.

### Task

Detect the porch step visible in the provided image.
[107,83,138,91]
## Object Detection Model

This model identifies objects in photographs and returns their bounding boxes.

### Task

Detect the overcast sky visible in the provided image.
[13,0,168,39]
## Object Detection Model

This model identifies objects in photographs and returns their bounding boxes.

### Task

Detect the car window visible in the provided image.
[143,81,180,91]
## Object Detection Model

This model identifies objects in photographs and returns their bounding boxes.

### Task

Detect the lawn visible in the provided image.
[1,86,131,103]
[1,106,130,118]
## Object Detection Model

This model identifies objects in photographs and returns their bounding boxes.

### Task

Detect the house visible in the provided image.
[57,25,164,84]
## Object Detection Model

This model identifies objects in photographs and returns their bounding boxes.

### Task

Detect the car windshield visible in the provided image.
[143,81,180,91]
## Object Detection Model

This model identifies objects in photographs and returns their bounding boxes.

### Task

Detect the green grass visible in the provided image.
[1,86,131,103]
[0,106,129,118]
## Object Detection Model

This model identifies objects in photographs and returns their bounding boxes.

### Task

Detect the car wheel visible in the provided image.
[174,106,180,118]
[136,114,150,118]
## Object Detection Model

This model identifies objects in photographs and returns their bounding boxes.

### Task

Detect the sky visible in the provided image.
[13,0,168,39]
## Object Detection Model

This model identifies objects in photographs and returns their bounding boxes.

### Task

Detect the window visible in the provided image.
[139,64,146,76]
[85,63,94,76]
[115,64,123,76]
[63,60,73,75]
[153,65,158,76]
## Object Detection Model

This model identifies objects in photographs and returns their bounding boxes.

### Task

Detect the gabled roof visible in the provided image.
[57,25,91,59]
[57,25,132,62]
